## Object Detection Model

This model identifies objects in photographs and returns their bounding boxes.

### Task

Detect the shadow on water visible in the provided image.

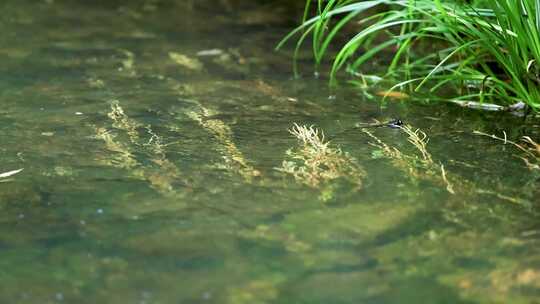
[0,0,540,303]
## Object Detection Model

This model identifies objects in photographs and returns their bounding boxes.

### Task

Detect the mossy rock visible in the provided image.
[281,202,419,246]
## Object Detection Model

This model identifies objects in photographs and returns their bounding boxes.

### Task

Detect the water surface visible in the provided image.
[1,1,540,303]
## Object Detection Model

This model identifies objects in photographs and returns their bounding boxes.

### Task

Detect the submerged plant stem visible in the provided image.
[278,123,365,195]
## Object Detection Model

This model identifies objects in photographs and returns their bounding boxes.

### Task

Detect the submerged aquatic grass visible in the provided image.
[280,0,540,111]
[362,124,455,193]
[186,105,262,183]
[108,100,141,144]
[277,123,365,191]
[401,125,433,164]
[362,124,538,204]
[474,130,540,171]
[168,77,262,183]
[94,101,185,197]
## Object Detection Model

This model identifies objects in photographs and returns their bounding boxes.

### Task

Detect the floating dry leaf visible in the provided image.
[0,168,23,179]
[169,52,203,71]
[196,49,224,57]
[375,90,409,100]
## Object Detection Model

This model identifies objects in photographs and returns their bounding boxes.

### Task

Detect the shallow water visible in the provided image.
[1,1,540,303]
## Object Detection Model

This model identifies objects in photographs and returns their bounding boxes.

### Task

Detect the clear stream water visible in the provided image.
[1,1,540,303]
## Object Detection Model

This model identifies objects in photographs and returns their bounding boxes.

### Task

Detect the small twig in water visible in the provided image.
[473,130,540,170]
[440,164,455,194]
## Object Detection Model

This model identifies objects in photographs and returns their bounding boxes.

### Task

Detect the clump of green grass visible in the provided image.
[278,0,540,111]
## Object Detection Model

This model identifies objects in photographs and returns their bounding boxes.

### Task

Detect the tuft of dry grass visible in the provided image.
[277,123,365,190]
